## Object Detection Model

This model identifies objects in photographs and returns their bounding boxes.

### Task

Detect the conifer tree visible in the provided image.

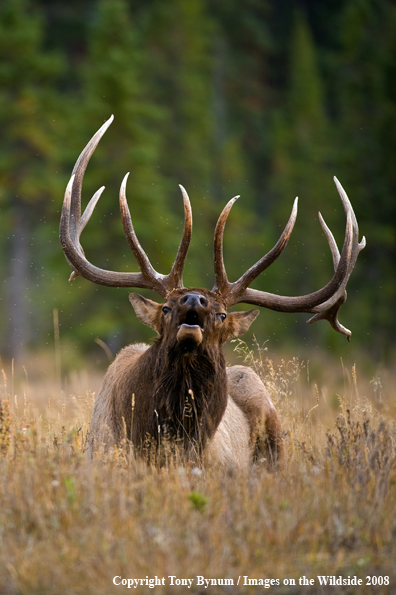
[268,12,341,340]
[334,0,396,355]
[0,0,64,360]
[144,0,260,289]
[62,0,178,349]
[1,0,394,358]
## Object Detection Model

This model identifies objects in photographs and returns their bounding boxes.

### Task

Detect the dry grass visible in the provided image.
[0,348,395,594]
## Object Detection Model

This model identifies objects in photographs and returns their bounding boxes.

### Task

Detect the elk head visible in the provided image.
[129,289,259,353]
[60,115,365,344]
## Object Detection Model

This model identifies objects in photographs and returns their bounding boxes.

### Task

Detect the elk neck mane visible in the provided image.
[140,336,228,450]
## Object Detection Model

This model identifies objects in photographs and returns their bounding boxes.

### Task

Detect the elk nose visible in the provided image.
[180,293,208,308]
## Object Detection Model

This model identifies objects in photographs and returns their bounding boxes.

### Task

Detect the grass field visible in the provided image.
[0,345,395,594]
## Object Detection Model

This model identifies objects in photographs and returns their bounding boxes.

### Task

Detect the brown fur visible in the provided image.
[63,122,362,469]
[227,365,284,468]
[88,288,284,470]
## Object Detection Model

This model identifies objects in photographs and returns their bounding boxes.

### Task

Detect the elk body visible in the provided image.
[60,116,365,469]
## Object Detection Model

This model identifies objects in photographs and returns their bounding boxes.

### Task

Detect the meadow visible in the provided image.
[0,344,395,595]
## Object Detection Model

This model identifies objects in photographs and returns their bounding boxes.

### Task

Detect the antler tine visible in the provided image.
[61,172,159,289]
[119,178,193,295]
[230,197,299,300]
[69,115,114,237]
[212,196,239,295]
[320,177,366,279]
[61,115,114,281]
[61,116,194,296]
[237,196,355,311]
[60,117,165,293]
[318,211,339,270]
[333,176,366,258]
[166,185,193,290]
[306,177,366,339]
[62,176,106,281]
[119,172,166,295]
[216,177,364,340]
[212,196,298,301]
[61,116,114,281]
[80,186,105,232]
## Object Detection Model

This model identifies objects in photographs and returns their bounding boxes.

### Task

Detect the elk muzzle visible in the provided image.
[176,293,208,346]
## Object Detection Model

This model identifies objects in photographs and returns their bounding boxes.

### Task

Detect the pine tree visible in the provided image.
[59,0,178,350]
[0,0,64,360]
[333,0,396,357]
[268,11,339,344]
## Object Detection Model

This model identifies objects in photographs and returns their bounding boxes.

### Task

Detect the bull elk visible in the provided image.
[60,115,365,468]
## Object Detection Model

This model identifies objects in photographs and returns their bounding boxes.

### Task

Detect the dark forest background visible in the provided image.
[0,0,395,368]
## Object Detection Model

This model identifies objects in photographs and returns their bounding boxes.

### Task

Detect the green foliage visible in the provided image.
[188,490,209,514]
[60,0,177,346]
[332,0,396,357]
[0,0,395,361]
[0,0,64,205]
[0,0,65,358]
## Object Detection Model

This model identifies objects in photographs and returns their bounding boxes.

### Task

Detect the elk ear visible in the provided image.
[224,309,260,342]
[129,293,162,332]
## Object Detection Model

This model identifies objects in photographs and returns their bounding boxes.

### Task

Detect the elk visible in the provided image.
[60,115,365,469]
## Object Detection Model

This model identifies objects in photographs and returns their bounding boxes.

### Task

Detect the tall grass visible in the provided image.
[0,349,395,594]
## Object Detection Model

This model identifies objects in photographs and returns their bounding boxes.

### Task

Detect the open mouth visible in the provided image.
[177,308,204,346]
[179,309,204,329]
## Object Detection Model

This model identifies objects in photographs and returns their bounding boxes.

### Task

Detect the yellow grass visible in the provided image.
[0,348,395,594]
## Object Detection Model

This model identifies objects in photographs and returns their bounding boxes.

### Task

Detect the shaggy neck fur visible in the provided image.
[133,337,228,455]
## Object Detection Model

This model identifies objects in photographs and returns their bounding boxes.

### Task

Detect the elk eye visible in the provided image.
[217,313,227,322]
[162,306,172,315]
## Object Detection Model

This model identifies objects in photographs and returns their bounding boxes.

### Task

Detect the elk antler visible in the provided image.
[60,116,192,298]
[212,178,366,340]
